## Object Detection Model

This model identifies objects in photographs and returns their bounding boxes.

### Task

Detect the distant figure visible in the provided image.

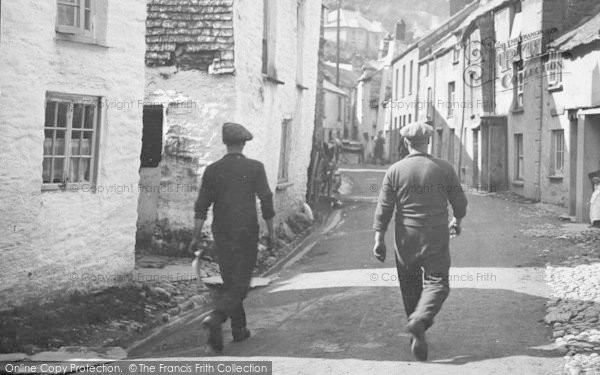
[372,122,468,361]
[333,130,344,164]
[373,131,386,165]
[591,176,600,228]
[190,122,275,353]
[589,159,600,187]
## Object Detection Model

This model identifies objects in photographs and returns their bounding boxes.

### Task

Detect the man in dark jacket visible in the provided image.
[372,122,467,361]
[190,122,275,353]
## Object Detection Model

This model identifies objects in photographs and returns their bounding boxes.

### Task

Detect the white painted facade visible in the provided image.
[0,0,147,306]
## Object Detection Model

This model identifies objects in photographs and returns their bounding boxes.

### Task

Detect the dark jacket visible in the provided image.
[373,153,467,230]
[195,153,275,234]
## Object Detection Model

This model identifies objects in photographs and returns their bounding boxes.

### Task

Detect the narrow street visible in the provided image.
[135,168,566,374]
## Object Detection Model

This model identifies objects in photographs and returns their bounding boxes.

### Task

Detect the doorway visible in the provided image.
[136,105,164,251]
[480,116,508,192]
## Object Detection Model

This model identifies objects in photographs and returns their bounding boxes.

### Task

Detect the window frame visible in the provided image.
[547,51,563,91]
[515,133,524,181]
[447,81,456,118]
[452,44,460,65]
[56,0,93,35]
[409,60,413,95]
[550,129,565,177]
[402,65,406,97]
[514,61,524,110]
[427,87,433,120]
[42,92,101,192]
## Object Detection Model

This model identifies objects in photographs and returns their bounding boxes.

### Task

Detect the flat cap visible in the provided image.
[222,122,253,145]
[400,122,434,144]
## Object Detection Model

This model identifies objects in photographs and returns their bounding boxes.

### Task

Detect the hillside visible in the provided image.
[324,0,450,39]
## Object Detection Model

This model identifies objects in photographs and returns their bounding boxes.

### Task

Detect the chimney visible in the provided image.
[395,19,406,41]
[449,0,472,16]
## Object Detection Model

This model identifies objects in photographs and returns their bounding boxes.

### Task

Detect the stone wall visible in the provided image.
[233,0,321,223]
[0,0,147,306]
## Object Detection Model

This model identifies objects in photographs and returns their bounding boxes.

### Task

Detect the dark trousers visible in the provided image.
[394,224,451,330]
[212,230,258,330]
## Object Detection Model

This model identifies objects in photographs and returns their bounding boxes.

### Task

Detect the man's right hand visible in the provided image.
[373,241,387,262]
[449,218,462,238]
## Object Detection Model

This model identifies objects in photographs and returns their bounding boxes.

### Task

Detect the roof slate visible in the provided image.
[551,6,600,51]
[146,0,235,72]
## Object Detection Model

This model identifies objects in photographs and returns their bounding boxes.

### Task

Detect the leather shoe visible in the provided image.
[232,328,251,342]
[202,315,223,353]
[407,319,428,361]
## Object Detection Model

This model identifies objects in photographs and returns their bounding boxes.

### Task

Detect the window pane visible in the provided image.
[81,158,91,182]
[44,130,54,155]
[81,132,93,155]
[85,9,91,30]
[84,105,95,129]
[57,103,69,128]
[55,130,66,155]
[73,103,84,128]
[43,158,53,183]
[57,4,79,27]
[53,158,65,183]
[72,131,82,155]
[69,157,80,182]
[45,101,57,127]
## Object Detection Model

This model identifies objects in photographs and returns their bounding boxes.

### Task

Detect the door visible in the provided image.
[481,117,508,192]
[136,105,164,251]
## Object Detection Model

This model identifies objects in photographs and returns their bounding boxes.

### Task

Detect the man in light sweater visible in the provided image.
[372,122,468,361]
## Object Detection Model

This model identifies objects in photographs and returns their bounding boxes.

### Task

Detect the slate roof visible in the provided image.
[324,80,349,97]
[550,6,600,51]
[146,0,235,72]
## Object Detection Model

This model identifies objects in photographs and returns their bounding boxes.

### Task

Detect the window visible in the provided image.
[402,65,406,97]
[515,134,524,181]
[448,81,455,117]
[408,114,411,124]
[453,44,460,64]
[403,115,406,127]
[278,119,292,183]
[43,93,100,190]
[296,0,306,87]
[56,0,92,34]
[551,130,565,176]
[409,60,413,95]
[547,51,563,90]
[426,61,430,77]
[427,87,433,120]
[263,0,278,79]
[55,0,108,45]
[514,62,524,110]
[436,129,443,158]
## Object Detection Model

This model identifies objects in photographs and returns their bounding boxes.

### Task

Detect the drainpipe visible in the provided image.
[458,38,467,182]
[536,55,544,201]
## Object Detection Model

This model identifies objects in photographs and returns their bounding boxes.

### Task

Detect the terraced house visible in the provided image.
[0,0,147,305]
[138,0,322,253]
[390,0,600,224]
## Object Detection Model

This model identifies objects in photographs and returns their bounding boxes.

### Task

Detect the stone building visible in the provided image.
[0,0,147,305]
[547,7,600,222]
[324,9,387,52]
[390,0,599,223]
[139,0,322,254]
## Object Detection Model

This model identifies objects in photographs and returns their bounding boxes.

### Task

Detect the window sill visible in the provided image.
[548,84,563,93]
[296,84,309,90]
[55,34,109,48]
[512,180,524,187]
[263,74,285,85]
[548,175,564,181]
[512,107,524,114]
[276,181,294,191]
[452,60,460,65]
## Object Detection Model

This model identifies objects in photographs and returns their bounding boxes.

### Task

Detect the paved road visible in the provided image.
[136,168,566,374]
